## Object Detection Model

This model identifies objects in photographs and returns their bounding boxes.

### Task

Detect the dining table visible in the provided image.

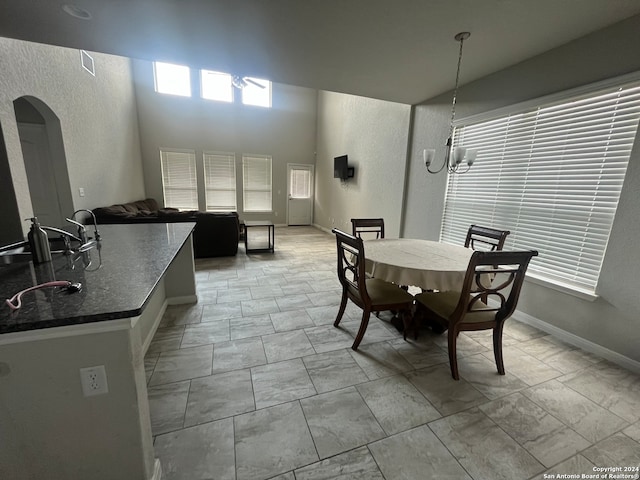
[363,238,474,292]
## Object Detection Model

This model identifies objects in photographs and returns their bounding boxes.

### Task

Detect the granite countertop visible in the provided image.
[0,222,195,334]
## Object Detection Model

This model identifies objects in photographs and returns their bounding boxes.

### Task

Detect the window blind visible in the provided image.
[160,150,198,210]
[442,83,640,293]
[204,152,237,211]
[242,155,272,212]
[290,168,311,198]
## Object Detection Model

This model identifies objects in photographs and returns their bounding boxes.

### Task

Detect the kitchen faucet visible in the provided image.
[40,226,82,253]
[71,209,101,241]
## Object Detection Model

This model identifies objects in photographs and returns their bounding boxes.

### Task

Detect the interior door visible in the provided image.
[19,123,65,228]
[287,164,313,225]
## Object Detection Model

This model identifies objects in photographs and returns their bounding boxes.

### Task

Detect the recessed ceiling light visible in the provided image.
[62,4,92,20]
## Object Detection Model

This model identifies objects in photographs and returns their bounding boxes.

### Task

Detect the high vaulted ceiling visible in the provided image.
[1,0,640,105]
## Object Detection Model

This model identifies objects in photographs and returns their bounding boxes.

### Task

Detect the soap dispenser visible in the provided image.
[27,217,52,264]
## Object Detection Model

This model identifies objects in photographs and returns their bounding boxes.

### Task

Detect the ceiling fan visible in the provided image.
[232,75,266,89]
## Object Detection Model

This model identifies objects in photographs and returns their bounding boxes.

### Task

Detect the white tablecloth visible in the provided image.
[364,239,473,291]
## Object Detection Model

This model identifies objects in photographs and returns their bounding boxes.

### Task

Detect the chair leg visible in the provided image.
[334,291,348,327]
[493,323,505,375]
[400,308,416,341]
[448,328,460,380]
[352,309,371,351]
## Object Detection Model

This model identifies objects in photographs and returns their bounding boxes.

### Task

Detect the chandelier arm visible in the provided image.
[426,139,452,174]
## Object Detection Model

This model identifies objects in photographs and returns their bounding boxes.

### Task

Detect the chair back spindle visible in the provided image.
[465,225,510,251]
[351,218,385,240]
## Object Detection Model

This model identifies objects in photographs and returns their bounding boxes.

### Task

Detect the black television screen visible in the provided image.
[334,155,348,179]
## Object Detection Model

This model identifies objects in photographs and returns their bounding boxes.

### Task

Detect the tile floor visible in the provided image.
[145,226,640,480]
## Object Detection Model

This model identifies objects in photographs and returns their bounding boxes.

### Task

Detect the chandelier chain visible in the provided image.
[449,34,466,137]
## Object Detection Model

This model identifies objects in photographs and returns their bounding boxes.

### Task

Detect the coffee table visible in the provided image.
[244,220,275,253]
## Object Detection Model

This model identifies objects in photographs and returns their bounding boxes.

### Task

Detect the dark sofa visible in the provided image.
[92,198,240,258]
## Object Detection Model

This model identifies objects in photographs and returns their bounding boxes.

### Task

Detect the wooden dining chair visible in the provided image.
[465,225,510,251]
[414,249,538,380]
[351,218,385,240]
[332,229,415,350]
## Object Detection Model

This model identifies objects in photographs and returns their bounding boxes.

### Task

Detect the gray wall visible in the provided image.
[314,91,412,237]
[0,37,145,241]
[404,15,640,362]
[131,59,318,224]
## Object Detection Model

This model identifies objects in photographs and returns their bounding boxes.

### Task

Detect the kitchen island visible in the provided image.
[0,223,197,480]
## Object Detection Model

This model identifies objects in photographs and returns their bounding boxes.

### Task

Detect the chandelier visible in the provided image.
[424,32,477,174]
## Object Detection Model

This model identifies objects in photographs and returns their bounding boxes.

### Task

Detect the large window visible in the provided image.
[160,149,198,210]
[154,62,191,97]
[242,155,272,212]
[204,152,237,211]
[241,77,271,107]
[441,80,640,294]
[201,70,233,103]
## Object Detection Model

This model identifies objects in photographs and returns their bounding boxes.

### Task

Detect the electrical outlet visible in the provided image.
[80,365,109,396]
[79,187,85,197]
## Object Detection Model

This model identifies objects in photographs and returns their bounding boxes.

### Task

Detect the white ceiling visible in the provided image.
[2,0,640,104]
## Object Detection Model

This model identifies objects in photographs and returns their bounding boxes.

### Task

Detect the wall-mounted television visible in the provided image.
[334,155,354,180]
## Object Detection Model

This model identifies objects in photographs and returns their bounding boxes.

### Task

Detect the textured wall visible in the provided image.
[405,15,640,361]
[314,91,411,237]
[132,59,317,224]
[0,37,145,238]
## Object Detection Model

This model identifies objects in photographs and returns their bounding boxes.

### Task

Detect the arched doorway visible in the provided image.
[14,96,73,230]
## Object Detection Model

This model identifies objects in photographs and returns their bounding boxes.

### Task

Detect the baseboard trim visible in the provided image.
[313,223,333,234]
[512,309,640,374]
[167,294,198,305]
[150,458,162,480]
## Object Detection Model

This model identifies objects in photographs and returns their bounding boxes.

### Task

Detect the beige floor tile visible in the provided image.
[406,364,489,416]
[295,446,384,479]
[430,408,544,480]
[521,380,629,443]
[369,425,472,480]
[357,374,441,435]
[251,358,317,409]
[155,418,235,480]
[300,387,386,459]
[234,401,318,480]
[479,392,591,467]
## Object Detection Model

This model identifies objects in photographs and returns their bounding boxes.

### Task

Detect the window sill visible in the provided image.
[525,273,598,302]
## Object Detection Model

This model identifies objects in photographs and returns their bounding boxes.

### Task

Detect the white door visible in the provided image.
[287,164,314,225]
[19,123,66,228]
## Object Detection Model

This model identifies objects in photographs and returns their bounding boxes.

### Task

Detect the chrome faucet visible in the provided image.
[41,226,83,243]
[65,218,87,244]
[71,209,101,241]
[40,226,82,254]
